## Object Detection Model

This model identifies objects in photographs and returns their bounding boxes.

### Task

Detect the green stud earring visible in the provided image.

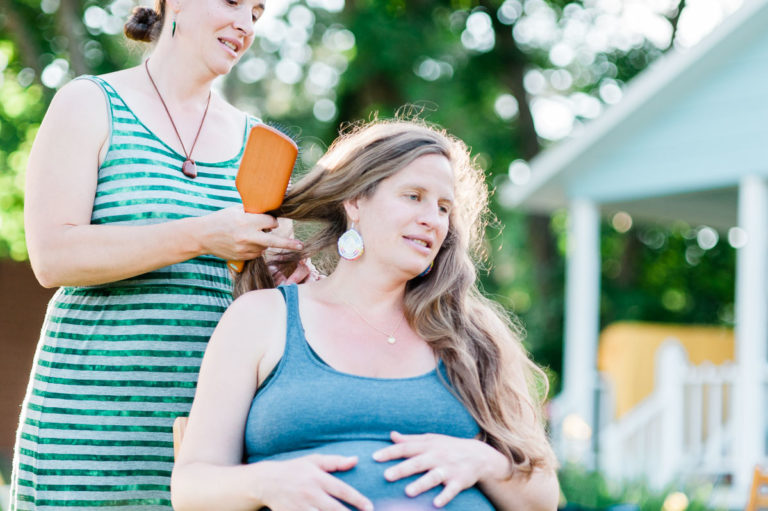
[171,18,176,37]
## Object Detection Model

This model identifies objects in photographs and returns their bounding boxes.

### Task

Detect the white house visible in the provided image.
[504,0,768,506]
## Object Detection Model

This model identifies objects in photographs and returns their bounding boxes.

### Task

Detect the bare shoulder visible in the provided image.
[211,287,287,355]
[228,287,286,324]
[30,78,109,167]
[97,66,146,91]
[45,78,108,128]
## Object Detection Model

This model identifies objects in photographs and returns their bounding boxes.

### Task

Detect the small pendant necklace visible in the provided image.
[144,60,211,178]
[344,302,406,345]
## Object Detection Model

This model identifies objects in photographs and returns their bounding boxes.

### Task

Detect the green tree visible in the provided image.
[0,0,737,390]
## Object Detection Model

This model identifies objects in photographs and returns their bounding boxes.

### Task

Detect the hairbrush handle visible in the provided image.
[226,124,298,273]
[228,260,246,272]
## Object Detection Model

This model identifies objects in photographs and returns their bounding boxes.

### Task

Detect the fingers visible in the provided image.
[320,473,374,511]
[268,264,288,285]
[403,467,446,498]
[285,261,311,284]
[390,430,429,443]
[433,479,464,508]
[242,212,279,231]
[235,211,301,253]
[383,455,430,482]
[372,436,424,462]
[253,231,303,252]
[310,454,358,473]
[305,456,373,511]
[372,431,475,507]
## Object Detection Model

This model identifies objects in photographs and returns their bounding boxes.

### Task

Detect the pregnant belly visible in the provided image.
[255,440,495,510]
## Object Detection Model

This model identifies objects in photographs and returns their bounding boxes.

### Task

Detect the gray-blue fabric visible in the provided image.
[244,284,496,510]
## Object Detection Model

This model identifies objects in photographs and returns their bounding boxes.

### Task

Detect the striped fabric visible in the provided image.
[10,75,256,510]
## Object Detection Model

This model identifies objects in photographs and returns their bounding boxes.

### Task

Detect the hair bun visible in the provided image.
[124,6,162,43]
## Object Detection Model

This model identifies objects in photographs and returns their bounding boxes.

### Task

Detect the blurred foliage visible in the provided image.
[0,0,736,391]
[558,463,724,511]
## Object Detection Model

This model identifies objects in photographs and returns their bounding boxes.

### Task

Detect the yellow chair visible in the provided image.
[746,465,768,511]
[172,416,188,459]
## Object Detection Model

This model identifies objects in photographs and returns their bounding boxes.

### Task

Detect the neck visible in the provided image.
[319,261,407,313]
[146,41,216,104]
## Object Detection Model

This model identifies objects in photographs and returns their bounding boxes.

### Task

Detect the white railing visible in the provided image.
[598,338,737,488]
[1,484,9,511]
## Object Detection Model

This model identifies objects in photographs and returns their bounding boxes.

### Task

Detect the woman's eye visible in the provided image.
[406,193,419,201]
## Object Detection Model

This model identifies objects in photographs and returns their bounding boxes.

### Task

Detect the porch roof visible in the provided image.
[503,0,768,229]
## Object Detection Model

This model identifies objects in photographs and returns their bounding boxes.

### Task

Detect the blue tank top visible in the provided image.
[244,284,496,510]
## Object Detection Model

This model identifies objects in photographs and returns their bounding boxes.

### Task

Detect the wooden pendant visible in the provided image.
[182,159,197,178]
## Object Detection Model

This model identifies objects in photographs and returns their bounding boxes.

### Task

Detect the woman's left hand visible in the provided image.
[269,257,323,285]
[265,217,323,284]
[372,431,511,508]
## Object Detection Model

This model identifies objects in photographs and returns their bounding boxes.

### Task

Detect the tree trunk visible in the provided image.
[0,0,45,76]
[57,0,89,76]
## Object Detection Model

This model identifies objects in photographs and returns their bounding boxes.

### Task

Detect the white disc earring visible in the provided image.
[337,225,364,260]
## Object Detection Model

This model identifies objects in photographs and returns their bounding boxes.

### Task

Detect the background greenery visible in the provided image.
[0,0,736,394]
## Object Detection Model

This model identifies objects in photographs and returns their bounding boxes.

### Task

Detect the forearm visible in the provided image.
[171,461,267,511]
[479,467,560,511]
[28,217,205,288]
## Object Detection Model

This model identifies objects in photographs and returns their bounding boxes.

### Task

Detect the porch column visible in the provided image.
[733,175,768,495]
[562,198,601,465]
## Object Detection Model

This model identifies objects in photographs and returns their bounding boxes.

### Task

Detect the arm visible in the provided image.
[478,461,559,511]
[170,290,373,511]
[24,80,301,288]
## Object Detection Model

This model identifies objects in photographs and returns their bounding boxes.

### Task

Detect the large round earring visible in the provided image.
[337,225,364,260]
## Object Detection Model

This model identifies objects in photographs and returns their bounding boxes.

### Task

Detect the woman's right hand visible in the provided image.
[257,455,373,511]
[198,206,303,261]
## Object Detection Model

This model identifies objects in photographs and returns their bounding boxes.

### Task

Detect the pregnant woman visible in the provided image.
[171,119,559,511]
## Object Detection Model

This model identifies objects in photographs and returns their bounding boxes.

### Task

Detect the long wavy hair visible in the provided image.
[235,118,557,473]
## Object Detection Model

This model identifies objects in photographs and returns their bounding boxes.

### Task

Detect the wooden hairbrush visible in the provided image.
[227,124,298,273]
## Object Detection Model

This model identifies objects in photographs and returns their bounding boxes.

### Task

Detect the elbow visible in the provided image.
[169,472,187,511]
[29,253,66,288]
[27,236,83,288]
[170,467,197,511]
[30,260,61,288]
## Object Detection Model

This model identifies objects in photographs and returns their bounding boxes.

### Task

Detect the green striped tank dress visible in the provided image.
[10,75,257,510]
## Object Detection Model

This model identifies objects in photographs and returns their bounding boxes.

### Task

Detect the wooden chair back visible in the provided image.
[747,465,768,511]
[172,416,188,459]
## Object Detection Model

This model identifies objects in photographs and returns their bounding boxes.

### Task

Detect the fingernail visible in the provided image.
[365,503,374,511]
[405,485,415,497]
[384,469,394,480]
[372,451,382,461]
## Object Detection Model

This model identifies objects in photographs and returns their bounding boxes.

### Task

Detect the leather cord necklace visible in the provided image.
[144,60,211,178]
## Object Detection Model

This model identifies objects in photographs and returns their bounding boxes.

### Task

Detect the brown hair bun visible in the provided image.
[124,6,162,43]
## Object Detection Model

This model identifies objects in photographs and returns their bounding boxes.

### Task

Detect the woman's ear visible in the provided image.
[167,0,182,14]
[342,198,360,226]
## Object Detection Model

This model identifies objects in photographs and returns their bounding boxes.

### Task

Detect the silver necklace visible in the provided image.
[344,302,406,345]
